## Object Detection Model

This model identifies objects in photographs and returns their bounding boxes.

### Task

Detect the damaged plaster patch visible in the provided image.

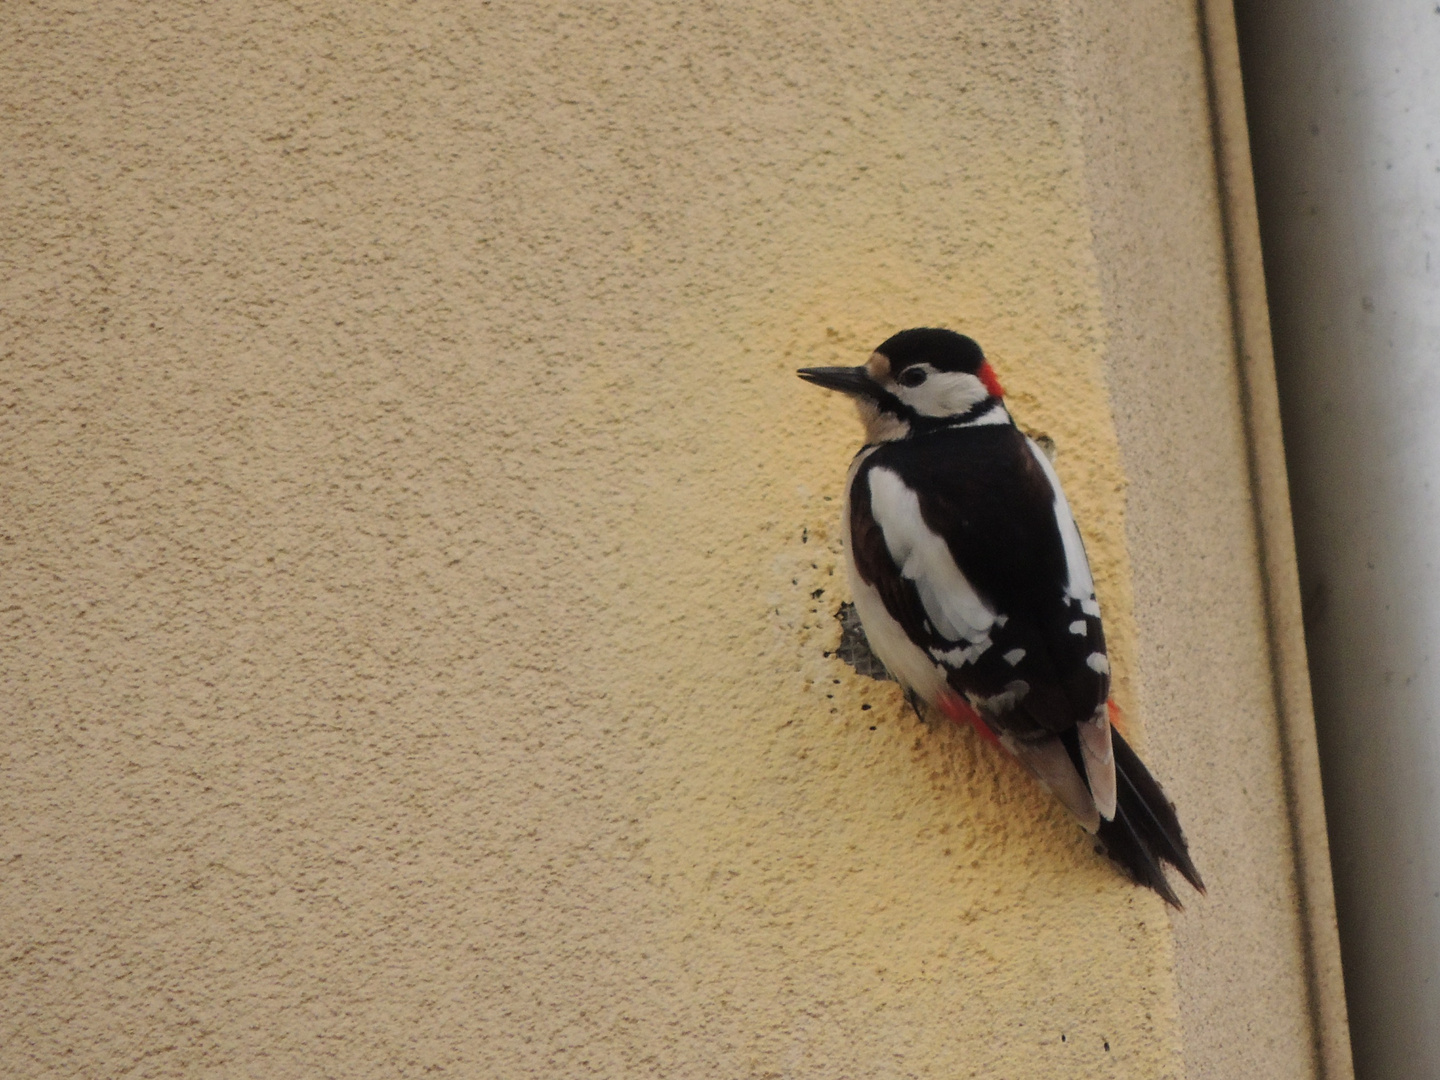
[833,601,893,682]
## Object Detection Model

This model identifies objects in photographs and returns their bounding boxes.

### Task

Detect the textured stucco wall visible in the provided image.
[2,2,1336,1077]
[1067,4,1350,1077]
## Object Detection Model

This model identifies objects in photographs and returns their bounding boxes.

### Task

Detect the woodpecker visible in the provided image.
[800,327,1203,906]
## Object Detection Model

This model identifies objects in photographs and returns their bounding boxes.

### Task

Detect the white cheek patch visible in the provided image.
[895,369,990,418]
[867,466,995,643]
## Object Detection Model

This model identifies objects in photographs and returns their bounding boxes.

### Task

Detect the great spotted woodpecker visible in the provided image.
[800,327,1203,906]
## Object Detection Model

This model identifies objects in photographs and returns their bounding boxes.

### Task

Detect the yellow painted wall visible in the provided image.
[2,2,1341,1077]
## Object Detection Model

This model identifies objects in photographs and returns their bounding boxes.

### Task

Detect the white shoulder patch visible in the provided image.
[867,466,995,642]
[1024,437,1097,603]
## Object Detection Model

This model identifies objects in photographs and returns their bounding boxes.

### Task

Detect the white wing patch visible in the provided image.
[867,467,995,643]
[931,638,992,667]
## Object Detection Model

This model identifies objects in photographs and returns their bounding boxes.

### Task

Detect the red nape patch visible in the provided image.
[938,694,1001,746]
[978,362,1005,398]
[1107,698,1129,738]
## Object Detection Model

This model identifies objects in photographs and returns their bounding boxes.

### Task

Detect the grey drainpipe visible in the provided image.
[1234,4,1440,1078]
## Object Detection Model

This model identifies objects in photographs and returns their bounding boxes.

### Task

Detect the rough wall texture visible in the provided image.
[1,2,1326,1077]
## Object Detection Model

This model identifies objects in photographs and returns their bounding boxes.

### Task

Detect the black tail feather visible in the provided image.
[1099,801,1182,907]
[1094,729,1205,907]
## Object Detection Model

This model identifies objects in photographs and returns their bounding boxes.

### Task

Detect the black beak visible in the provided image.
[796,365,882,400]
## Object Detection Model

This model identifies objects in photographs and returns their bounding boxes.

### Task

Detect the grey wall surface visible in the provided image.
[1236,4,1440,1077]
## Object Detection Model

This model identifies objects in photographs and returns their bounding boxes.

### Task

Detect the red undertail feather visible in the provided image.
[1106,698,1128,738]
[937,693,1000,746]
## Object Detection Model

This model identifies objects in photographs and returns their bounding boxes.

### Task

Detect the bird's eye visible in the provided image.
[898,367,928,388]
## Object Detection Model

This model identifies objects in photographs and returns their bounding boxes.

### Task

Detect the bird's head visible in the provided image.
[798,327,1005,442]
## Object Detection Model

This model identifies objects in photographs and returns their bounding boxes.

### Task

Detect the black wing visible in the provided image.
[851,425,1107,740]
